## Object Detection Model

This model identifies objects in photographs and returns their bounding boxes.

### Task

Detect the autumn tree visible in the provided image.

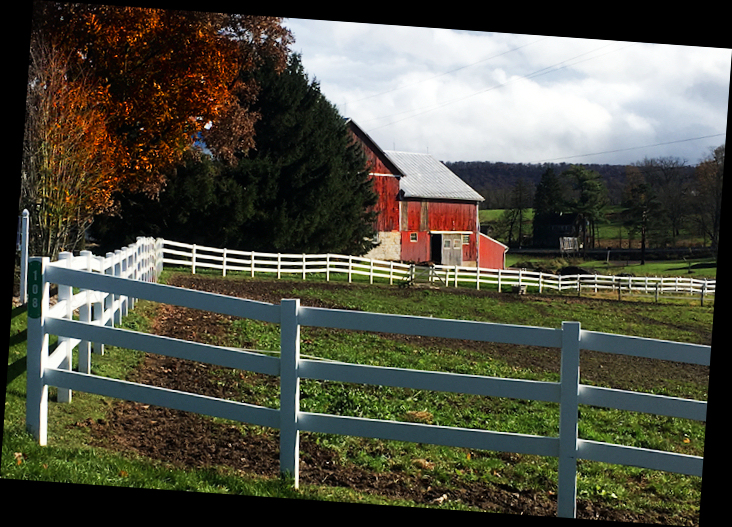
[30,3,292,197]
[21,35,119,259]
[91,53,378,256]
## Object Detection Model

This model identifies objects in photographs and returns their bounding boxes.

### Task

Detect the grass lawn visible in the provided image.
[3,267,714,523]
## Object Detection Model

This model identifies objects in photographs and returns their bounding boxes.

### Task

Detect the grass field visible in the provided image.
[3,266,714,523]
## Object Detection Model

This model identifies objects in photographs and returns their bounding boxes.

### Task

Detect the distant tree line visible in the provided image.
[469,147,724,258]
[445,161,629,208]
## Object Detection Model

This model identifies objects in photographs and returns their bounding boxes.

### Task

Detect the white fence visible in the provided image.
[160,239,716,302]
[26,239,709,519]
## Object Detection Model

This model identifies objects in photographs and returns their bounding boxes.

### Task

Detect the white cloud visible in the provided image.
[283,19,730,165]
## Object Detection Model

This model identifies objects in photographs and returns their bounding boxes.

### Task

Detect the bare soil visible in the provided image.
[78,274,707,524]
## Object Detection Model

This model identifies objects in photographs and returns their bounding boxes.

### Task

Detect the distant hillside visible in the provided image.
[444,161,628,208]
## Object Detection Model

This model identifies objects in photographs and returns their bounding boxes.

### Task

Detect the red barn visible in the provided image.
[347,119,507,269]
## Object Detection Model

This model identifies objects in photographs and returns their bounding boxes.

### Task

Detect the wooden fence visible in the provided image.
[26,240,709,519]
[160,239,716,302]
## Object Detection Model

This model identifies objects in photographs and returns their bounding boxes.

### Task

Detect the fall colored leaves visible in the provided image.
[23,4,292,258]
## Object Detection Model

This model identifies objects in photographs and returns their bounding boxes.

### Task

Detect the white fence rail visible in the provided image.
[26,239,709,519]
[160,239,715,302]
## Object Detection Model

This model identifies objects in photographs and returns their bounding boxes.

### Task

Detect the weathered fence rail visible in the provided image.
[26,239,709,519]
[160,239,716,302]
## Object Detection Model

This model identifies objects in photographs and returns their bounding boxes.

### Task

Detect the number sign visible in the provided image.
[28,260,42,319]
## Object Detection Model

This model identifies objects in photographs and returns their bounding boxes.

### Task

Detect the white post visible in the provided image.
[57,252,73,403]
[79,251,93,374]
[105,253,115,330]
[252,251,256,278]
[280,298,301,488]
[476,266,480,290]
[277,254,282,279]
[19,209,30,304]
[223,248,227,277]
[558,321,581,519]
[348,255,353,283]
[390,261,394,285]
[326,254,330,281]
[114,250,123,325]
[26,257,50,445]
[120,248,129,317]
[192,244,197,274]
[498,268,502,293]
[370,259,374,284]
[701,282,706,307]
[93,255,105,355]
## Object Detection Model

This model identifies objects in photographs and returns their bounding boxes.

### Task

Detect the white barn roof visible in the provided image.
[384,151,484,202]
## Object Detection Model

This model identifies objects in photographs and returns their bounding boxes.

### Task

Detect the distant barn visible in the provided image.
[347,119,507,269]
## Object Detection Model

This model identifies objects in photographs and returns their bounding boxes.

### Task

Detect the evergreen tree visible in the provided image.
[564,165,608,252]
[89,150,251,254]
[91,53,378,257]
[532,168,568,247]
[231,53,377,254]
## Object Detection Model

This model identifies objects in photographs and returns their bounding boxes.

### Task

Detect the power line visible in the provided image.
[347,35,552,105]
[530,133,726,164]
[361,40,639,132]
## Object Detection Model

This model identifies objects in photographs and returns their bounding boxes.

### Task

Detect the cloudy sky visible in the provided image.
[282,19,730,166]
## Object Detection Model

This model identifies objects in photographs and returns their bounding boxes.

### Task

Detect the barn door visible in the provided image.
[441,234,462,266]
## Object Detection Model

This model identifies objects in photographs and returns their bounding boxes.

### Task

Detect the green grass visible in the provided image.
[4,269,711,522]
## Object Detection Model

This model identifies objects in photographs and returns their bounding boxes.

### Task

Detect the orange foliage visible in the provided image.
[34,5,292,196]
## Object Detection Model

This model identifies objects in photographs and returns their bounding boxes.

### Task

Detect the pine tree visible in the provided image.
[231,53,377,254]
[532,168,568,247]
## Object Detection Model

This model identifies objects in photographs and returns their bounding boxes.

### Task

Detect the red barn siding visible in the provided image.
[479,233,507,269]
[400,231,430,263]
[371,175,400,231]
[427,201,477,232]
[462,233,478,263]
[401,200,428,232]
[348,127,398,176]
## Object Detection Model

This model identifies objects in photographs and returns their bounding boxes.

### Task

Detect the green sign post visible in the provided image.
[27,260,42,319]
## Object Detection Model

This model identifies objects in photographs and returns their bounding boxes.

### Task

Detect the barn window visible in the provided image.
[462,234,470,245]
[410,232,417,242]
[444,239,451,249]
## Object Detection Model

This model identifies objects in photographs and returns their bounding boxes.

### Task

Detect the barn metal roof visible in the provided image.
[384,150,484,202]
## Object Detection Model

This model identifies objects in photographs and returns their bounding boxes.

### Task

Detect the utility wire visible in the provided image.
[529,133,726,163]
[361,40,639,131]
[347,34,552,105]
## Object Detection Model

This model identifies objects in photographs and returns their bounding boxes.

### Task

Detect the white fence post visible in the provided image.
[19,209,30,304]
[78,251,93,374]
[223,248,227,277]
[57,252,73,403]
[192,244,197,274]
[558,321,581,519]
[92,255,105,355]
[26,257,50,445]
[280,298,301,487]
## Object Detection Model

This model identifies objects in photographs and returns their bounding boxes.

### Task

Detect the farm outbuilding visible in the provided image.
[347,119,507,269]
